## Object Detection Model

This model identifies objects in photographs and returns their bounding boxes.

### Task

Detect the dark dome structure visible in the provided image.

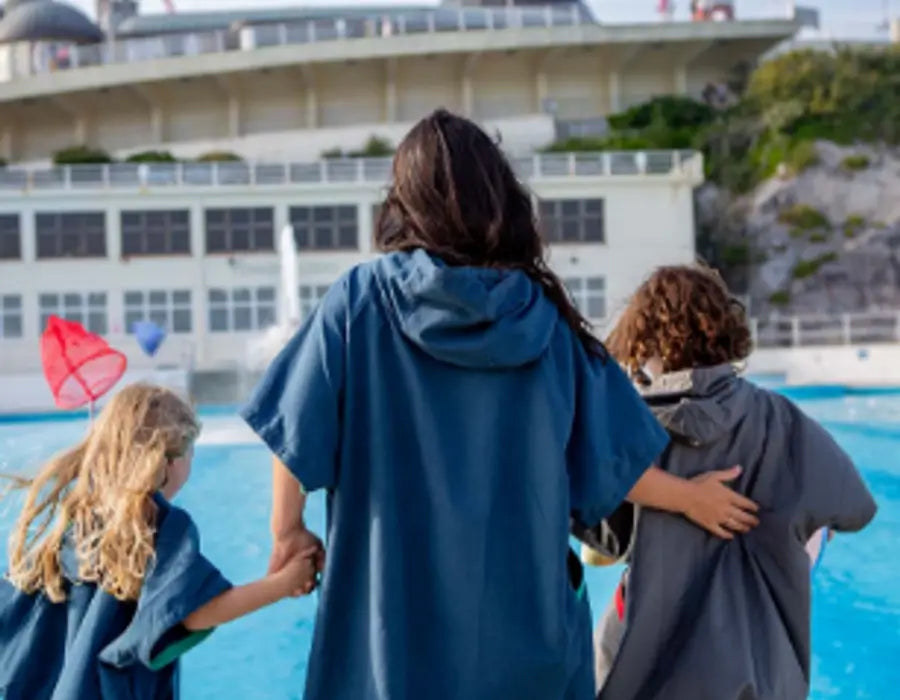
[0,0,103,44]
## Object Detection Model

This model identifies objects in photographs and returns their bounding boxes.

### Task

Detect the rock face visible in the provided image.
[698,142,900,316]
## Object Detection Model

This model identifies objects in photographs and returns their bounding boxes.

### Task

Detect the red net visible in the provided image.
[40,316,127,410]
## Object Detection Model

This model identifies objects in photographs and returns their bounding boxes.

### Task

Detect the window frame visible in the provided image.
[0,214,21,261]
[564,276,607,321]
[38,291,108,335]
[289,205,360,252]
[0,293,23,339]
[204,207,275,254]
[123,289,193,334]
[35,211,107,259]
[538,198,605,245]
[121,209,192,258]
[298,283,332,320]
[207,286,277,333]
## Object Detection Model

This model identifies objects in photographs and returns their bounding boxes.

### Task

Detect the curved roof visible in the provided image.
[0,1,104,44]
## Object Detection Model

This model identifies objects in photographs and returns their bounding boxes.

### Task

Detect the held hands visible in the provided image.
[272,545,322,599]
[269,526,326,597]
[683,466,760,540]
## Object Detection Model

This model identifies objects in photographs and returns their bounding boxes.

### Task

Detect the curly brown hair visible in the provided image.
[606,265,752,375]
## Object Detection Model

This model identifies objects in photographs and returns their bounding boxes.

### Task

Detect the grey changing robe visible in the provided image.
[597,365,877,700]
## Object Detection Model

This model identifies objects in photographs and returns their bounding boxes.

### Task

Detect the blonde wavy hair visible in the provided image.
[5,384,199,603]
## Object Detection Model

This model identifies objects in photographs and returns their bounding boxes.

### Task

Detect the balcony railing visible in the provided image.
[752,312,900,348]
[0,151,703,193]
[0,2,798,82]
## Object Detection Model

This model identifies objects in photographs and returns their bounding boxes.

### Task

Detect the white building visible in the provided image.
[0,151,702,374]
[0,1,803,409]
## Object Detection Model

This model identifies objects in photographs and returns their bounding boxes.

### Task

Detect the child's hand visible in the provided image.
[273,546,320,598]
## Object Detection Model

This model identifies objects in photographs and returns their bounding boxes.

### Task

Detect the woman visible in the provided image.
[591,265,876,700]
[241,111,758,700]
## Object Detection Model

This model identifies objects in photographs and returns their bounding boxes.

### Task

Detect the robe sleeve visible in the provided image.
[241,279,347,493]
[792,408,877,535]
[567,353,670,528]
[99,503,232,671]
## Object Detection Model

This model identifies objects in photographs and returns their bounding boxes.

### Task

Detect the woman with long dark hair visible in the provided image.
[242,110,757,699]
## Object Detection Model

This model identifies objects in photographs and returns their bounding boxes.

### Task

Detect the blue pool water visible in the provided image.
[1,386,898,699]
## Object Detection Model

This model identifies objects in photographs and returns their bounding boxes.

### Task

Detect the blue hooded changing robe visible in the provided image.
[0,495,232,700]
[243,250,669,700]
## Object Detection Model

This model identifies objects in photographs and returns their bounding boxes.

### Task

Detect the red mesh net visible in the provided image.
[40,316,127,410]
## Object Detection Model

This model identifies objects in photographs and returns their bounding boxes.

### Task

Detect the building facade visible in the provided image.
[0,2,803,408]
[0,151,701,375]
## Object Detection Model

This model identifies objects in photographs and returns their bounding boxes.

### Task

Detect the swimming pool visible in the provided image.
[0,385,897,699]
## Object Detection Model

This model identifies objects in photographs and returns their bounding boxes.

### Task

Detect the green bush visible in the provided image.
[721,244,751,266]
[841,154,870,171]
[53,146,113,165]
[350,136,394,158]
[809,231,830,243]
[788,228,806,239]
[607,96,715,131]
[126,150,177,163]
[321,136,395,160]
[769,290,791,305]
[787,140,820,173]
[778,204,830,230]
[792,252,838,280]
[196,151,242,162]
[0,158,7,167]
[843,214,867,238]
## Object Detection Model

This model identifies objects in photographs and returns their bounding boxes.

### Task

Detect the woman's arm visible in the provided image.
[271,455,306,540]
[628,465,759,539]
[269,457,326,578]
[183,546,318,631]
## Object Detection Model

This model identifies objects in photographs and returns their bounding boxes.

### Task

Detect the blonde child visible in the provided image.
[0,384,318,700]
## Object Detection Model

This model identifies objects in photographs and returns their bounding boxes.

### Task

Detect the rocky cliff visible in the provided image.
[698,142,900,316]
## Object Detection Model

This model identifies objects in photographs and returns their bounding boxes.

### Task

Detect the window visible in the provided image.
[205,208,274,253]
[539,199,604,244]
[208,287,276,332]
[565,277,606,320]
[121,210,191,256]
[39,292,107,334]
[290,206,359,251]
[124,290,192,334]
[0,215,21,260]
[36,212,106,259]
[0,294,22,338]
[299,283,331,319]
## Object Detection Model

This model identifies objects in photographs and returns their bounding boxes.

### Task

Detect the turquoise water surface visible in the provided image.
[0,385,897,699]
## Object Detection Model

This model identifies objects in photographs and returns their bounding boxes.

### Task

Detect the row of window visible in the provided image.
[0,285,323,339]
[0,277,607,340]
[0,199,606,260]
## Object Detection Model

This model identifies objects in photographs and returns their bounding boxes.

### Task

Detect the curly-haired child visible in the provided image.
[587,265,876,700]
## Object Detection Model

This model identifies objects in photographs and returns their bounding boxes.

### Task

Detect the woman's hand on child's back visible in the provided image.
[685,466,759,539]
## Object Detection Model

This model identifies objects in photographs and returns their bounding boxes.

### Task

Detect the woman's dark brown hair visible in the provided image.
[606,265,752,375]
[375,109,603,356]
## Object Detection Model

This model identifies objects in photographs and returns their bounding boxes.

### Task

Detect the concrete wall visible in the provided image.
[748,344,900,387]
[0,368,189,415]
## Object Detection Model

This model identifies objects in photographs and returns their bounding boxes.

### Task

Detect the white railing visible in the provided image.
[0,151,703,193]
[751,312,900,348]
[2,2,799,81]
